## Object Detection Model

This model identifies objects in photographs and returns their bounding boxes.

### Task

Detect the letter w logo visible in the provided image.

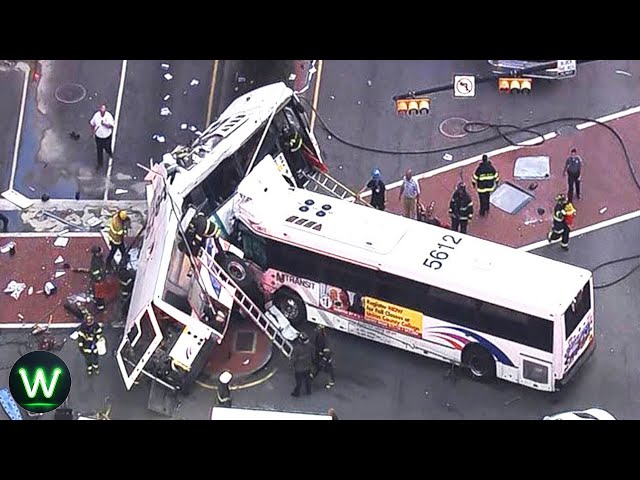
[18,368,62,399]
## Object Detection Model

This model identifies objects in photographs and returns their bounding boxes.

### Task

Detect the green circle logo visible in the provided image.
[9,351,72,414]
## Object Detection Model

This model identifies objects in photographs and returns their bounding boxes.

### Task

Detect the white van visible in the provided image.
[210,407,333,420]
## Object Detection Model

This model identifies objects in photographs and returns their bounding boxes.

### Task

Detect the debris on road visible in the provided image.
[330,95,335,100]
[504,396,521,406]
[69,131,80,141]
[537,207,545,215]
[163,94,171,101]
[357,101,362,105]
[242,358,250,365]
[115,189,128,195]
[161,63,170,70]
[288,74,297,81]
[86,217,102,227]
[180,123,188,130]
[615,70,632,77]
[189,126,197,132]
[44,281,56,296]
[599,207,608,214]
[160,107,172,116]
[190,78,200,86]
[195,131,202,136]
[443,153,453,161]
[53,237,69,247]
[4,281,26,300]
[367,80,372,86]
[163,73,173,81]
[237,75,246,83]
[528,182,538,190]
[183,90,188,95]
[327,135,332,140]
[28,186,37,192]
[54,271,65,279]
[54,255,64,264]
[152,134,166,143]
[27,287,33,296]
[1,241,16,254]
[524,218,544,226]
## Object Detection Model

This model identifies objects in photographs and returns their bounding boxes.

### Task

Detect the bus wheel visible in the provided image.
[219,254,253,291]
[273,289,306,328]
[462,344,496,381]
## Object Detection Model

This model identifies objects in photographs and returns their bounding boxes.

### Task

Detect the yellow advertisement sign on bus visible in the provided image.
[363,297,423,338]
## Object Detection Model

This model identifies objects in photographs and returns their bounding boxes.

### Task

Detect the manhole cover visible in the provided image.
[490,182,535,215]
[439,117,469,138]
[234,331,257,353]
[55,83,87,104]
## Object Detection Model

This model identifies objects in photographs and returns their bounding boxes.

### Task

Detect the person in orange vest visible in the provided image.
[105,210,129,270]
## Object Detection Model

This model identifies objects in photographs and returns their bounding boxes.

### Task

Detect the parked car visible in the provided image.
[543,408,616,420]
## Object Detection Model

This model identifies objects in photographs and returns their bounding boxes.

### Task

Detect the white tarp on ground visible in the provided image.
[513,156,550,180]
[490,182,535,215]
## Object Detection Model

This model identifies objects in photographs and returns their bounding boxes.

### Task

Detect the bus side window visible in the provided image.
[424,288,479,327]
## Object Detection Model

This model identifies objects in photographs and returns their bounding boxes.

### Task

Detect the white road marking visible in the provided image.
[0,323,81,329]
[9,64,29,190]
[575,105,640,130]
[519,209,640,252]
[105,59,128,201]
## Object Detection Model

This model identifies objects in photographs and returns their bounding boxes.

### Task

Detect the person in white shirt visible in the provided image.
[89,104,115,170]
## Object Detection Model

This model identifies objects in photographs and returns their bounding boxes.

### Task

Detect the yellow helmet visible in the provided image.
[118,210,128,221]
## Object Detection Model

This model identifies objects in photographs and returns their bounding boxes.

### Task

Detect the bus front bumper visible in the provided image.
[555,337,596,391]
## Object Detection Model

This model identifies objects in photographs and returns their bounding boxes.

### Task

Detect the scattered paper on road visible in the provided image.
[242,358,250,365]
[0,242,15,254]
[164,73,173,81]
[180,123,188,130]
[163,94,171,101]
[288,73,297,81]
[367,80,372,86]
[190,78,200,86]
[1,188,35,209]
[161,63,170,70]
[54,255,64,264]
[54,271,65,278]
[53,237,69,247]
[599,207,608,214]
[160,107,172,116]
[443,153,453,161]
[615,70,632,77]
[189,126,197,132]
[152,134,166,143]
[4,281,26,300]
[87,217,102,227]
[28,186,37,192]
[115,189,128,195]
[28,287,33,296]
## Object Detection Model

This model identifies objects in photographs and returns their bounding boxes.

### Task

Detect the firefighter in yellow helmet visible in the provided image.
[547,194,575,250]
[106,209,130,269]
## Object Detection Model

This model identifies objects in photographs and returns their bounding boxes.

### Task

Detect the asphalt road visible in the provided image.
[312,60,640,191]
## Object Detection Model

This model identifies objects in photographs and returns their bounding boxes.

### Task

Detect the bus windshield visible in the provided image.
[565,280,592,338]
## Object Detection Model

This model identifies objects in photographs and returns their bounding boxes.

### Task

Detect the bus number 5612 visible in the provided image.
[423,234,461,270]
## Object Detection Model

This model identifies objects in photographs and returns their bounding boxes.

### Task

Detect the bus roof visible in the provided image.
[235,183,592,320]
[210,407,332,420]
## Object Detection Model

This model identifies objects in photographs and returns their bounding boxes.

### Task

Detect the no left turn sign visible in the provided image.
[454,75,475,98]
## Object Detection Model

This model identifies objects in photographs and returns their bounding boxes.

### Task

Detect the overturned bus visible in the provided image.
[115,82,359,401]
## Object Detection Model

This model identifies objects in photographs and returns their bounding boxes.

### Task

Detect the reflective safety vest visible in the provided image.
[108,214,126,245]
[289,131,303,152]
[90,254,105,282]
[473,161,500,193]
[77,321,103,354]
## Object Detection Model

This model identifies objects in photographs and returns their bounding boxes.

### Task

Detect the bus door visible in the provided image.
[116,304,164,390]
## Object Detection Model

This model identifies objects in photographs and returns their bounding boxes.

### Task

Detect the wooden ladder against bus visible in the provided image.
[199,251,294,359]
[301,168,372,208]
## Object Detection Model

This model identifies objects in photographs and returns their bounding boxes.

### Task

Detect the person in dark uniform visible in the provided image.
[186,211,223,256]
[449,182,474,234]
[311,347,336,389]
[564,147,584,202]
[117,265,135,320]
[360,169,386,210]
[216,371,233,407]
[547,194,574,250]
[281,124,308,177]
[472,155,499,216]
[76,308,103,376]
[0,213,8,232]
[291,332,314,397]
[89,246,106,312]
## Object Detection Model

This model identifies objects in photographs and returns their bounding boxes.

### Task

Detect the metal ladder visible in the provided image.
[199,251,294,358]
[301,169,372,208]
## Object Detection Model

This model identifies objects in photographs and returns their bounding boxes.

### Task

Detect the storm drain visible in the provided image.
[234,331,257,353]
[490,182,535,215]
[513,156,550,180]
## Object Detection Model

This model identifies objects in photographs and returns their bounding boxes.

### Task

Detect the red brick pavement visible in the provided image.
[383,113,640,248]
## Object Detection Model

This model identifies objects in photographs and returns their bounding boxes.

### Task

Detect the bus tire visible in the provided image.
[273,288,306,328]
[462,344,496,381]
[218,254,254,291]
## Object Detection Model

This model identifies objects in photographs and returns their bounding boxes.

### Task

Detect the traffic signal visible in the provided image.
[498,77,532,94]
[396,97,430,116]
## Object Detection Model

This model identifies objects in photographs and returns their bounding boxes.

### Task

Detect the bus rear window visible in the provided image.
[564,280,592,338]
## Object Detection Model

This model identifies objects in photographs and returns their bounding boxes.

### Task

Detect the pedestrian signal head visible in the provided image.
[498,77,532,94]
[118,210,128,221]
[395,97,430,116]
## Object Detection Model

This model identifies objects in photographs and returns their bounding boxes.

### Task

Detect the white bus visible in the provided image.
[225,160,595,392]
[210,407,332,420]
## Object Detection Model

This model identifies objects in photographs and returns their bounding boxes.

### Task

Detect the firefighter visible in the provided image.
[449,182,474,234]
[291,332,314,397]
[280,124,307,176]
[311,347,336,389]
[472,154,500,217]
[76,306,103,376]
[89,245,106,312]
[117,265,135,320]
[216,371,233,407]
[105,210,129,269]
[547,194,575,250]
[186,212,222,256]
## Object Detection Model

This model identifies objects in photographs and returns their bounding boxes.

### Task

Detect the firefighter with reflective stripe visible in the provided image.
[117,265,135,320]
[105,210,129,269]
[472,154,499,217]
[216,371,233,407]
[547,194,575,250]
[449,182,474,234]
[281,124,307,178]
[76,307,103,375]
[187,212,222,255]
[90,245,106,311]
